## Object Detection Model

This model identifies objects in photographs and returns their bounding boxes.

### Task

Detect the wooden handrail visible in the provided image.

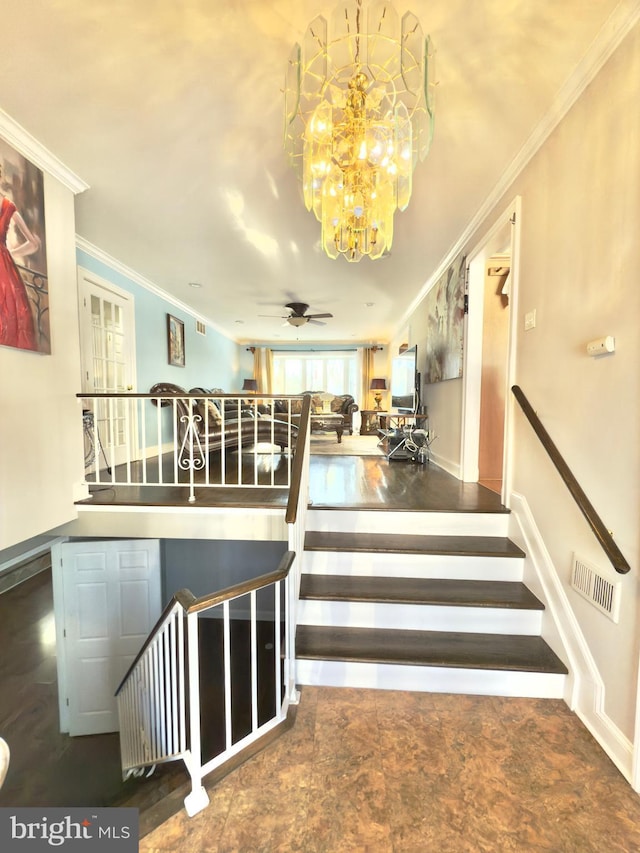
[115,551,295,694]
[285,394,312,525]
[512,385,630,575]
[185,552,295,613]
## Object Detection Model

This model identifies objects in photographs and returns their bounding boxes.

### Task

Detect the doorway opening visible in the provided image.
[461,197,521,505]
[478,256,511,494]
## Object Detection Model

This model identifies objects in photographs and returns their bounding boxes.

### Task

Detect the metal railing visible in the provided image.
[79,391,303,502]
[512,385,630,574]
[114,395,312,816]
[115,552,297,817]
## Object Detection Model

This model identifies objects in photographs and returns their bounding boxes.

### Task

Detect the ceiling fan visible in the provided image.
[260,302,333,327]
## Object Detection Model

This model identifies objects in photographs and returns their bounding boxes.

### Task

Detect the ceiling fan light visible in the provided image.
[288,315,308,327]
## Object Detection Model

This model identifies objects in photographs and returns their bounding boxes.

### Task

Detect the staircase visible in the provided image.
[296,507,568,698]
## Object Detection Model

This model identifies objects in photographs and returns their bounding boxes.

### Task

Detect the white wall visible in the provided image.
[401,21,640,741]
[0,172,85,551]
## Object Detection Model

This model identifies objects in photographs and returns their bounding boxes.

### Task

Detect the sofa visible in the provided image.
[272,392,359,436]
[149,383,298,456]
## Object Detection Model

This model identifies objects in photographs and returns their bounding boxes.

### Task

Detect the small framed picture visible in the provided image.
[167,314,185,367]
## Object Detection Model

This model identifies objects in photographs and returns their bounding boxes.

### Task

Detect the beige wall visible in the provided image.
[506,22,640,740]
[0,173,84,550]
[404,21,640,740]
[392,306,463,476]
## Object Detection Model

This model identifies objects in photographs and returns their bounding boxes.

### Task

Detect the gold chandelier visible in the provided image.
[284,0,435,262]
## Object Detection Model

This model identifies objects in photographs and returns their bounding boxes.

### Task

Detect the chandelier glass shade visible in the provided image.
[284,0,435,262]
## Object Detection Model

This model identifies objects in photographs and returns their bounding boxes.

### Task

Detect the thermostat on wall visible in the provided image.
[586,336,615,356]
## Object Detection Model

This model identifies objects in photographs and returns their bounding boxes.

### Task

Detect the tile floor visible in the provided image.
[140,686,640,853]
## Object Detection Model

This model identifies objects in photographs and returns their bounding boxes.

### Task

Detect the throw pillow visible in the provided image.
[196,398,222,429]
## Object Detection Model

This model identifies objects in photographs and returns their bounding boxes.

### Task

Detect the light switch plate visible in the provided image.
[524,309,536,330]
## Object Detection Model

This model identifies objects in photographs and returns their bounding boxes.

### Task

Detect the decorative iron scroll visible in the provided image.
[178,412,206,472]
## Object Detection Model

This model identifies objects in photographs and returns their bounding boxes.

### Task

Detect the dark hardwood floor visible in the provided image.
[1,455,504,812]
[82,451,505,513]
[0,568,186,810]
[308,454,506,513]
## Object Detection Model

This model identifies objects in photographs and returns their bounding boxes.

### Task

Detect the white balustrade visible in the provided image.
[117,601,186,775]
[285,420,310,703]
[114,399,311,816]
[80,393,301,500]
[116,552,300,817]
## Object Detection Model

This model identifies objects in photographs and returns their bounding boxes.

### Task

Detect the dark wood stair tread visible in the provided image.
[300,575,544,610]
[296,625,568,674]
[304,531,525,558]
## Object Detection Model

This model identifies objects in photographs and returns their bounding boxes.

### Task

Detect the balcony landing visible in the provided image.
[79,454,506,515]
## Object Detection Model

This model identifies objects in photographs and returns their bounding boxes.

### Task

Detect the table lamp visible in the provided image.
[370,378,386,410]
[242,379,258,393]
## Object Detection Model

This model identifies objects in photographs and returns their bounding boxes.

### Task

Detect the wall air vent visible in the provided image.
[196,320,206,336]
[571,554,621,623]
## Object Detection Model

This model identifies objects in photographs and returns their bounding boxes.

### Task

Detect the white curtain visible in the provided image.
[355,347,375,432]
[359,347,374,410]
[253,347,273,394]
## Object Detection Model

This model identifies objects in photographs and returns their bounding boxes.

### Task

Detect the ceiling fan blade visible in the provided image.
[307,319,327,326]
[258,314,288,319]
[306,312,333,319]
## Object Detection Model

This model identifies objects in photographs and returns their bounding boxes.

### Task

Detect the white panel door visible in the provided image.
[61,539,161,736]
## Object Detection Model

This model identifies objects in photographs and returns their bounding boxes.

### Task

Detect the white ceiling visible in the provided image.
[0,0,626,345]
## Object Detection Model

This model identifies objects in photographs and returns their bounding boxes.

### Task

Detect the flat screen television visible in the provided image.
[391,346,420,413]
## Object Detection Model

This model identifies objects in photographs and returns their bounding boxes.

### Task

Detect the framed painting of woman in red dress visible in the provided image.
[0,137,49,354]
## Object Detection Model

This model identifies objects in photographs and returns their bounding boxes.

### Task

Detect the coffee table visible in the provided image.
[310,412,345,443]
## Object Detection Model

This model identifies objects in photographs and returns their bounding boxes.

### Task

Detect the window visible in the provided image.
[272,351,358,397]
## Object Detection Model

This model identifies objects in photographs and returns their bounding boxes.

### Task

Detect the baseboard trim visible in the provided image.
[428,451,460,479]
[509,492,634,785]
[0,551,52,595]
[144,441,175,458]
[0,539,54,575]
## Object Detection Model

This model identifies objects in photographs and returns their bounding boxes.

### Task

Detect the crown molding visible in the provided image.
[75,235,236,342]
[0,107,88,194]
[396,0,640,334]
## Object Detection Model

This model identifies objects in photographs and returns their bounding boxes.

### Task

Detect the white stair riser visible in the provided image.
[306,509,510,537]
[298,601,542,635]
[295,659,565,699]
[303,551,524,582]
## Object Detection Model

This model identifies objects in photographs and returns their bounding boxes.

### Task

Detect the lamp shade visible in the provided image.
[242,378,258,392]
[370,378,387,391]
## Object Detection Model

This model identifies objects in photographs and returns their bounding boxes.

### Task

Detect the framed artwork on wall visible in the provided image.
[167,313,185,366]
[0,137,50,354]
[424,253,466,384]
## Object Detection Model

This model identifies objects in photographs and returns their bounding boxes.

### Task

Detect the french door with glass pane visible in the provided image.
[78,269,137,471]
